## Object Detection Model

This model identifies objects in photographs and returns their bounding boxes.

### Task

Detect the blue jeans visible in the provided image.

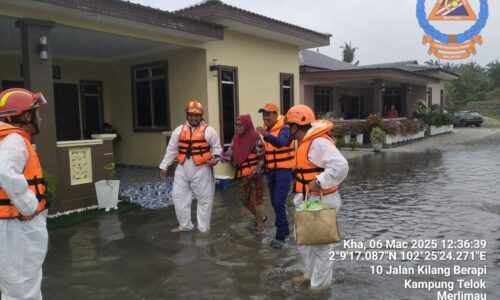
[266,168,293,240]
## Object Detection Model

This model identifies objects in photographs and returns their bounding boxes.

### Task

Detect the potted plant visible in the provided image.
[95,162,120,211]
[354,122,364,145]
[381,120,398,145]
[101,122,122,143]
[343,123,353,143]
[370,127,386,152]
[335,136,346,149]
[333,125,345,143]
[348,138,358,151]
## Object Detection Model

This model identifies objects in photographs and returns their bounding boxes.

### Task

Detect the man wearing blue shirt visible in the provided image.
[256,103,295,249]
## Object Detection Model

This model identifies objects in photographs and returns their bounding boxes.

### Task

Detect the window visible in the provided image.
[314,87,333,114]
[383,89,402,115]
[80,81,103,139]
[218,66,239,146]
[54,83,81,141]
[1,80,24,89]
[131,62,169,131]
[280,73,294,114]
[427,87,433,106]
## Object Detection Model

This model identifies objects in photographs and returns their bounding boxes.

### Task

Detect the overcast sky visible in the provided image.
[130,0,499,66]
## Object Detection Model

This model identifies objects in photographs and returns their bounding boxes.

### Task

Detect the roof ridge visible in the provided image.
[175,0,331,37]
[300,49,358,70]
[360,60,419,67]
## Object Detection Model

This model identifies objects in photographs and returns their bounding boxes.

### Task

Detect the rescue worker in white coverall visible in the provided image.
[285,104,349,289]
[159,100,222,233]
[0,88,49,300]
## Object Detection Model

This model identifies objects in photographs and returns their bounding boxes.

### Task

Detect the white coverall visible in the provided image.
[293,128,349,288]
[0,125,48,300]
[159,122,222,232]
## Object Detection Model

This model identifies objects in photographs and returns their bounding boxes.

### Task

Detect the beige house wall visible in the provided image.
[428,82,445,106]
[104,48,208,166]
[408,85,428,116]
[0,48,207,168]
[1,23,303,176]
[0,54,23,85]
[0,55,108,88]
[203,30,300,176]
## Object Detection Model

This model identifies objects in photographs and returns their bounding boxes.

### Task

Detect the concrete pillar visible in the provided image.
[401,83,409,118]
[372,79,383,115]
[16,19,58,179]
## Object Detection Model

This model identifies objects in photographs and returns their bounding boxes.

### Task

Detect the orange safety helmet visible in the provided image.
[285,104,315,126]
[0,88,47,118]
[185,100,204,115]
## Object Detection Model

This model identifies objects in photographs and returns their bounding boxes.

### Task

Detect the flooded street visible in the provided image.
[43,129,500,299]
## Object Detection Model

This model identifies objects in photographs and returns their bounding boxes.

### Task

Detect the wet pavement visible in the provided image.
[42,129,500,299]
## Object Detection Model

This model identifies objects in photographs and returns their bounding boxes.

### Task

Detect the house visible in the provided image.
[299,50,459,119]
[0,0,329,212]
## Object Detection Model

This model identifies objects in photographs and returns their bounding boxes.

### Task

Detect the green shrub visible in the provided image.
[381,120,398,135]
[103,163,116,181]
[348,138,358,150]
[332,125,345,139]
[370,127,386,144]
[335,137,346,149]
[43,170,56,201]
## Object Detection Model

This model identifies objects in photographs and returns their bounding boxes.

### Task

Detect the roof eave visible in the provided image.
[416,69,460,80]
[301,68,442,83]
[30,0,224,40]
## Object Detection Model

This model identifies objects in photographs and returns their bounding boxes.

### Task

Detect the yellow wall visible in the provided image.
[0,54,23,86]
[1,27,302,176]
[0,49,207,168]
[204,30,300,176]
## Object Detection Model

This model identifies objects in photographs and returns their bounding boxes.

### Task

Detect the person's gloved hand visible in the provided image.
[207,159,218,167]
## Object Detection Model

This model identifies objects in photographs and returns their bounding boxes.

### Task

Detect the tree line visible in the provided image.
[425,59,500,111]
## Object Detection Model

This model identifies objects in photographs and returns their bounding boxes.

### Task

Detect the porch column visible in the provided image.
[15,19,58,178]
[373,79,384,115]
[401,83,409,118]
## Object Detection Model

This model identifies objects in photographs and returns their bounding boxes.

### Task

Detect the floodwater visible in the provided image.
[43,132,500,299]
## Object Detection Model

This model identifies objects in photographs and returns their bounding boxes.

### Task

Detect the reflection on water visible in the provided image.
[43,135,500,299]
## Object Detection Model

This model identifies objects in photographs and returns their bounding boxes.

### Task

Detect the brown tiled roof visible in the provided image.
[358,61,439,72]
[176,0,331,46]
[300,51,458,78]
[358,61,459,77]
[32,0,224,40]
[300,50,357,70]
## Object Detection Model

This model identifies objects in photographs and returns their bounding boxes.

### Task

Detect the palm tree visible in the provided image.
[340,42,359,65]
[424,59,441,66]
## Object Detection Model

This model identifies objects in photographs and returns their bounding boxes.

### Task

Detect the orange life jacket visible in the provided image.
[177,122,212,166]
[294,121,338,197]
[264,116,295,169]
[235,152,259,178]
[0,124,49,220]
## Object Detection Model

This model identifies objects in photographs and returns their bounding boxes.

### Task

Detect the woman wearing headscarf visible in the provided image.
[222,114,266,232]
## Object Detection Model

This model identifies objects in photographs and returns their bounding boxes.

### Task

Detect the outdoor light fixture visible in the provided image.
[381,83,386,92]
[407,86,413,94]
[38,35,48,61]
[209,59,219,77]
